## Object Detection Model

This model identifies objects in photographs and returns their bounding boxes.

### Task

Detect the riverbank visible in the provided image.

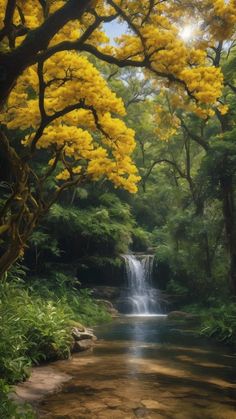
[0,277,111,418]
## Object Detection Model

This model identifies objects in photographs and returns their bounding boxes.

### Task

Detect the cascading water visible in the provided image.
[122,254,162,315]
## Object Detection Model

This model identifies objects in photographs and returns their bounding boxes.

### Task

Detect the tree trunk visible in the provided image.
[220,175,236,294]
[0,241,23,278]
[203,230,212,280]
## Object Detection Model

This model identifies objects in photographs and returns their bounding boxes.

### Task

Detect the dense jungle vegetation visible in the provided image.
[0,0,236,416]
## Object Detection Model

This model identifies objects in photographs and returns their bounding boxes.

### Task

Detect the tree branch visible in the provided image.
[0,0,16,43]
[143,158,186,184]
[179,117,209,151]
[0,0,93,108]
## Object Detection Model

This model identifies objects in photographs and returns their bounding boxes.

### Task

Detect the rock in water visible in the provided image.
[73,338,95,352]
[71,326,97,352]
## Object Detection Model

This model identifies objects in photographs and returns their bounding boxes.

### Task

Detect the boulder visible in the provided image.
[71,326,97,352]
[91,286,121,300]
[95,299,119,317]
[71,327,96,341]
[73,338,95,352]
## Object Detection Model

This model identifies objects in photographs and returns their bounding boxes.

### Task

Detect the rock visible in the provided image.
[68,321,85,331]
[141,399,165,410]
[102,396,123,408]
[91,286,121,300]
[167,311,197,320]
[71,325,97,352]
[97,409,133,419]
[83,401,105,411]
[96,299,119,317]
[73,338,95,352]
[134,407,150,417]
[71,327,96,341]
[12,367,71,403]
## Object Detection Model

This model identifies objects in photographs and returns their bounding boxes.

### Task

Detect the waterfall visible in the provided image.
[122,254,161,315]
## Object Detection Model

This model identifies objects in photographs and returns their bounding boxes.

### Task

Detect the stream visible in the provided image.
[37,316,236,419]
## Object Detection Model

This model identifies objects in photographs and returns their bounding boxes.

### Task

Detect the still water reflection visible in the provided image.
[38,317,236,419]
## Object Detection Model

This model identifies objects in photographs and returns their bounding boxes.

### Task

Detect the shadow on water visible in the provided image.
[38,316,236,419]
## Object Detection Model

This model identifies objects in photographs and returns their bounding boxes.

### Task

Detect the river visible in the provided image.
[37,316,236,419]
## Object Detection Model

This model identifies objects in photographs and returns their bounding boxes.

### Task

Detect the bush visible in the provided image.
[0,278,73,383]
[29,271,111,325]
[0,273,110,385]
[199,303,236,345]
[0,379,35,418]
[183,301,236,346]
[166,279,189,298]
[132,227,152,251]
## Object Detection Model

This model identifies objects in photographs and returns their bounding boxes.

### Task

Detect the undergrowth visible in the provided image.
[0,379,35,419]
[0,269,110,417]
[184,301,236,346]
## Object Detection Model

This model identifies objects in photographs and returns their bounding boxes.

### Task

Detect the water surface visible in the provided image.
[38,317,236,418]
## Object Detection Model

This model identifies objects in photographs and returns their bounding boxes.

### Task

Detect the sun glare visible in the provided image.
[179,25,195,41]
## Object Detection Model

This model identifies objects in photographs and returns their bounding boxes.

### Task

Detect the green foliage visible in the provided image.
[132,227,152,251]
[30,271,111,326]
[66,288,111,325]
[151,200,228,300]
[166,279,189,298]
[0,278,71,383]
[0,379,35,419]
[29,231,60,258]
[183,301,236,346]
[0,273,110,385]
[46,192,134,255]
[199,303,236,345]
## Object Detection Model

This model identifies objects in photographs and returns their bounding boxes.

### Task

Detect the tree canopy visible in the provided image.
[0,0,236,276]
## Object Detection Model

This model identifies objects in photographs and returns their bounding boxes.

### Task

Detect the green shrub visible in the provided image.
[0,379,35,419]
[166,279,189,297]
[0,280,32,383]
[199,303,236,345]
[183,301,236,346]
[132,227,152,251]
[29,271,111,325]
[0,274,110,385]
[24,299,72,363]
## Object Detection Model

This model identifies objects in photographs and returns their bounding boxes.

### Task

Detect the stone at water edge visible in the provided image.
[73,338,95,352]
[72,327,96,341]
[12,367,71,404]
[71,326,97,352]
[141,399,166,410]
[91,286,121,300]
[95,299,119,317]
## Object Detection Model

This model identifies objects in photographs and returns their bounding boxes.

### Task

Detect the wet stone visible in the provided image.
[141,399,165,410]
[102,396,123,408]
[97,408,134,418]
[159,391,174,399]
[83,401,105,411]
[125,401,142,409]
[134,407,150,417]
[73,339,95,352]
